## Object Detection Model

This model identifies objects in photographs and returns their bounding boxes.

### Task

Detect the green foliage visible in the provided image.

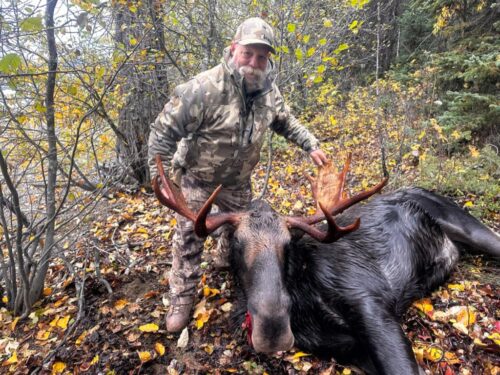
[416,145,500,218]
[0,53,22,73]
[393,0,499,153]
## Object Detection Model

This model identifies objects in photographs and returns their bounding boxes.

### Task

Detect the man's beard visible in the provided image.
[229,57,268,93]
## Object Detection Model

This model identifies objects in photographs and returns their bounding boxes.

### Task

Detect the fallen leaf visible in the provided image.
[90,354,99,365]
[57,315,71,330]
[11,317,19,331]
[413,298,434,317]
[195,310,211,330]
[154,342,165,356]
[127,331,141,343]
[221,302,233,312]
[203,285,220,297]
[137,351,152,363]
[203,344,214,355]
[114,299,128,310]
[36,329,51,341]
[139,323,159,332]
[75,330,88,346]
[143,290,160,299]
[447,283,465,292]
[177,327,189,348]
[2,351,17,366]
[487,332,500,346]
[52,361,66,374]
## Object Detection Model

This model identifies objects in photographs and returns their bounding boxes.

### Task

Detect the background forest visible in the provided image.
[0,0,499,373]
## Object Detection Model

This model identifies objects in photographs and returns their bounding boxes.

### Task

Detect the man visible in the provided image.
[148,17,328,333]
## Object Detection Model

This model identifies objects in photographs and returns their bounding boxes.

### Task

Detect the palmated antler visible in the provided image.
[152,154,242,237]
[286,153,388,243]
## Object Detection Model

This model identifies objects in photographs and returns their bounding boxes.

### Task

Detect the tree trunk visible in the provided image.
[113,0,170,186]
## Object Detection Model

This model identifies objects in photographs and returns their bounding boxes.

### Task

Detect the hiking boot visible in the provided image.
[166,295,194,333]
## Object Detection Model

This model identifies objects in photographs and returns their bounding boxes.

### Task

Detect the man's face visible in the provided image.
[230,43,271,91]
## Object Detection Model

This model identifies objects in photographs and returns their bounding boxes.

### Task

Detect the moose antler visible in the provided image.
[152,154,242,237]
[286,153,388,243]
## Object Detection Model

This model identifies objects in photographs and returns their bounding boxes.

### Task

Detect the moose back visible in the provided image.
[153,155,500,375]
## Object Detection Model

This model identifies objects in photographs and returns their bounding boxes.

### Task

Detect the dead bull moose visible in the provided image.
[153,154,500,375]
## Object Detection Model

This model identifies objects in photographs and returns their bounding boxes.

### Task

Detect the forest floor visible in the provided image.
[1,151,499,375]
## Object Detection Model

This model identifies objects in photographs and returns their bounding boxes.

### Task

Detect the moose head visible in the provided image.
[153,154,387,353]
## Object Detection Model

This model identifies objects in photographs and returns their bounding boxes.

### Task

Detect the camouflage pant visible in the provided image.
[170,172,252,298]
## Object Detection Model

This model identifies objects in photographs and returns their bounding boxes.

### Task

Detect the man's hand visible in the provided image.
[309,149,329,167]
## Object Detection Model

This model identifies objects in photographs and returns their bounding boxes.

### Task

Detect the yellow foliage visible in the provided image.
[52,361,66,374]
[139,323,159,332]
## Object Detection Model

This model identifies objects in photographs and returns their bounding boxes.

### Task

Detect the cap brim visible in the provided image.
[238,39,276,54]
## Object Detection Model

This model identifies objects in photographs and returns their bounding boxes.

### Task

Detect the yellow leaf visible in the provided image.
[11,317,19,331]
[456,306,476,327]
[329,115,337,126]
[204,344,214,354]
[76,330,88,346]
[90,354,99,365]
[303,35,310,43]
[323,19,333,28]
[287,23,296,32]
[292,351,310,359]
[306,47,316,57]
[50,316,59,327]
[114,299,128,310]
[424,347,443,362]
[154,342,165,356]
[447,283,465,291]
[36,329,51,341]
[2,351,17,366]
[464,201,474,208]
[2,296,8,303]
[203,286,220,298]
[139,323,159,332]
[413,298,433,316]
[138,351,152,363]
[195,310,211,330]
[487,332,500,346]
[57,315,71,330]
[318,38,327,46]
[342,369,352,375]
[52,361,66,374]
[129,37,137,46]
[469,146,480,158]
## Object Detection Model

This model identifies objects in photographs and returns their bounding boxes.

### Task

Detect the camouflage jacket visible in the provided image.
[148,49,320,187]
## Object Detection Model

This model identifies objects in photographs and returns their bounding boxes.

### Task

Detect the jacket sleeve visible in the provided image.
[270,86,320,153]
[147,79,204,177]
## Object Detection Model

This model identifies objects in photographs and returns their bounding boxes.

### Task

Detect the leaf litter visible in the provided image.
[0,154,498,374]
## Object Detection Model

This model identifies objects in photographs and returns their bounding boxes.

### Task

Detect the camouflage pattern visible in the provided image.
[170,172,252,297]
[148,48,320,187]
[233,17,276,53]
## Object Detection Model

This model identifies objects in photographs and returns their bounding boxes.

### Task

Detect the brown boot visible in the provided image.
[166,295,194,333]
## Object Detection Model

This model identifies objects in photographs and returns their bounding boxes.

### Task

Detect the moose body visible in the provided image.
[153,155,500,375]
[230,188,499,374]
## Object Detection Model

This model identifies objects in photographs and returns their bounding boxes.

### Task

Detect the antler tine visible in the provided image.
[286,154,388,243]
[287,202,361,243]
[153,155,196,221]
[153,154,243,237]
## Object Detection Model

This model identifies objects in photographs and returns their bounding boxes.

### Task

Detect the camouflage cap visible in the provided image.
[233,17,276,54]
